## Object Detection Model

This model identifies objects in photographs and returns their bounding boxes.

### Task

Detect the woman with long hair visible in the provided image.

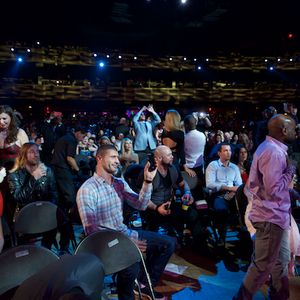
[233,146,252,184]
[119,138,139,172]
[161,109,187,171]
[0,105,29,172]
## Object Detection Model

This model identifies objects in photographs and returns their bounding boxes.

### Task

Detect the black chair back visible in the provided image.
[0,244,59,296]
[75,230,141,275]
[12,254,104,300]
[14,201,58,235]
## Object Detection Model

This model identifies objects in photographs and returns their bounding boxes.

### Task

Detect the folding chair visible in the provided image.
[14,201,78,250]
[0,244,59,298]
[75,229,155,300]
[181,170,198,190]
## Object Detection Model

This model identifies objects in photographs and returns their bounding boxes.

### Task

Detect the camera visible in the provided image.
[198,112,209,119]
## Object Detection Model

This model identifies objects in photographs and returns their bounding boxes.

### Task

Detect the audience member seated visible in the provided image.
[77,144,175,300]
[115,117,130,138]
[119,138,139,173]
[205,143,243,246]
[98,135,111,146]
[7,143,58,249]
[77,136,92,156]
[141,145,198,242]
[233,146,252,184]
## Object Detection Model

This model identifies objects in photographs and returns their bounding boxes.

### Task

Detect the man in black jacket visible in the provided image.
[8,142,58,248]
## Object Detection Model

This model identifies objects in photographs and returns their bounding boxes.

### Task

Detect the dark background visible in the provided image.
[1,0,299,55]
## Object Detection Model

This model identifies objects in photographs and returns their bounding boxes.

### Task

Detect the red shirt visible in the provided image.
[0,191,3,217]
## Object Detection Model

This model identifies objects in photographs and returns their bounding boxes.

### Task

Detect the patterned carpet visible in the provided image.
[73,225,300,300]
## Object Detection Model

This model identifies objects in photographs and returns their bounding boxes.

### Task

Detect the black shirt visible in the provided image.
[51,133,77,169]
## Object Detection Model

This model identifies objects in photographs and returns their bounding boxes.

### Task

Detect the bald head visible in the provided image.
[154,145,173,167]
[154,145,170,158]
[268,114,296,144]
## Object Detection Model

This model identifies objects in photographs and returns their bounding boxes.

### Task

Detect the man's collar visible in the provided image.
[217,159,231,167]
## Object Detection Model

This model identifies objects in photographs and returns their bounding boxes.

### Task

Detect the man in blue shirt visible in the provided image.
[205,143,242,246]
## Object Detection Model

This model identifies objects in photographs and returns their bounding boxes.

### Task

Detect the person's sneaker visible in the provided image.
[134,284,166,300]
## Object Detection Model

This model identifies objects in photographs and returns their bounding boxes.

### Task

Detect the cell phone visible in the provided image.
[148,154,156,171]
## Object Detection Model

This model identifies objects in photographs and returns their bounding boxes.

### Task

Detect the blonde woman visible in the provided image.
[161,109,191,173]
[119,138,139,172]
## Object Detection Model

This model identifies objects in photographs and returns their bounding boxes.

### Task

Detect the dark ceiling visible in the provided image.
[1,0,299,55]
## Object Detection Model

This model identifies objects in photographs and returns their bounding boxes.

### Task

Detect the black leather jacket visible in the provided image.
[8,167,58,208]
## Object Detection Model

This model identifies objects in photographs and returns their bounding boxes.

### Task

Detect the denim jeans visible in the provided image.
[117,230,176,300]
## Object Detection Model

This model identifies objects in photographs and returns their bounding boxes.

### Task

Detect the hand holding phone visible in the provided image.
[148,154,156,172]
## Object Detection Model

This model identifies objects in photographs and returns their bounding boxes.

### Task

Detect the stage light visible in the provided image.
[197,65,202,70]
[106,54,110,58]
[264,59,268,62]
[205,58,209,62]
[169,57,173,61]
[289,58,293,62]
[93,53,97,57]
[10,47,15,52]
[36,41,40,45]
[134,56,137,60]
[99,61,105,68]
[183,57,187,61]
[118,55,122,59]
[277,58,281,62]
[181,0,187,4]
[27,48,31,53]
[17,57,23,62]
[288,33,294,39]
[193,58,197,62]
[269,66,274,71]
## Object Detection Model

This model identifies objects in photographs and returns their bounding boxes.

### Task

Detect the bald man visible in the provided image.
[234,114,297,300]
[143,145,198,240]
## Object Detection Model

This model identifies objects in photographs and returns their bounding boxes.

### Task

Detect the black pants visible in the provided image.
[143,201,199,235]
[53,166,77,250]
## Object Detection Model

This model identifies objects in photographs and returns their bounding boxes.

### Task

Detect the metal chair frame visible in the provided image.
[75,229,155,300]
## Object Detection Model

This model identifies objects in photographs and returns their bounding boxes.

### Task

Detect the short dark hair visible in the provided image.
[217,142,231,152]
[96,144,118,157]
[73,123,86,134]
[184,114,197,132]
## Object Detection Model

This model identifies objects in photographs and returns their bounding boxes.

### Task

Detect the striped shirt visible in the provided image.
[76,172,152,239]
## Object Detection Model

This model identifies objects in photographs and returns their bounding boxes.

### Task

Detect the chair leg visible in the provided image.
[134,279,143,300]
[140,254,155,300]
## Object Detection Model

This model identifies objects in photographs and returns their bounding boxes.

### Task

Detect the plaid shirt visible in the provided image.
[76,172,152,239]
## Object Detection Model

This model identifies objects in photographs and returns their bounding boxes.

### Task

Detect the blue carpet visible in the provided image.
[172,261,265,300]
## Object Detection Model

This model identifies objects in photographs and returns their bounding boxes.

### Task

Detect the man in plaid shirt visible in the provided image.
[77,144,175,300]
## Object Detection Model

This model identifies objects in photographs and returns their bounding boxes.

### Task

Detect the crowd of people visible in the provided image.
[1,102,300,299]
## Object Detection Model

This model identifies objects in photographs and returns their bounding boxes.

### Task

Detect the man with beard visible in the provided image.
[233,114,297,300]
[77,144,175,300]
[7,142,58,249]
[142,145,198,238]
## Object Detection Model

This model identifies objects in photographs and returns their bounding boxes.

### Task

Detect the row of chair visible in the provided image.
[0,229,154,299]
[3,201,78,251]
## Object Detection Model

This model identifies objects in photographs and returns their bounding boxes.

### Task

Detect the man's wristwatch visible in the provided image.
[144,179,153,184]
